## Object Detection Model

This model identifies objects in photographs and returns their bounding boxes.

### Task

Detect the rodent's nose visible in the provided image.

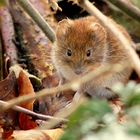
[75,69,82,75]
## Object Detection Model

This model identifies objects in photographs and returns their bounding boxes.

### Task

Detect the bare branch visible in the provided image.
[1,0,139,119]
[15,0,56,43]
[0,100,68,122]
[76,0,140,77]
[1,63,126,111]
[0,5,18,66]
[40,96,86,129]
[104,0,140,23]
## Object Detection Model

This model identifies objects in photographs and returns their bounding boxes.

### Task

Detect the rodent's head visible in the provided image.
[53,18,108,76]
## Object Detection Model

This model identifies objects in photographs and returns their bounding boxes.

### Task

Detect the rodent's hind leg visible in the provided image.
[63,89,83,109]
[72,87,85,102]
[73,91,82,102]
[87,86,118,100]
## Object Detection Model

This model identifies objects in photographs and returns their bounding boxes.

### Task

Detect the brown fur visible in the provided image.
[51,16,133,99]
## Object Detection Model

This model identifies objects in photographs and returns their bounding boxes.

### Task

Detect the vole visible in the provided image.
[51,16,133,99]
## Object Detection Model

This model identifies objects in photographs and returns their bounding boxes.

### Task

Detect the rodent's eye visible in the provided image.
[66,49,72,56]
[86,49,92,57]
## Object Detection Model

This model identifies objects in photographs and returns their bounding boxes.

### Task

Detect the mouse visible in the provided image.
[51,16,133,99]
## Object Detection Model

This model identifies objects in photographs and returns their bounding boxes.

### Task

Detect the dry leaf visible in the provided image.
[42,129,64,140]
[18,70,37,130]
[0,72,17,139]
[0,71,17,101]
[9,128,64,140]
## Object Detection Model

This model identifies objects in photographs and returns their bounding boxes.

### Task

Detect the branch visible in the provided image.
[15,0,56,43]
[76,0,140,77]
[1,63,126,111]
[44,96,86,129]
[104,0,140,23]
[0,5,18,66]
[0,100,68,122]
[1,0,139,115]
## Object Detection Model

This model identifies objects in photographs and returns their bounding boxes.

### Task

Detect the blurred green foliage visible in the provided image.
[106,0,140,39]
[61,101,112,140]
[60,82,140,140]
[131,0,140,9]
[110,11,140,37]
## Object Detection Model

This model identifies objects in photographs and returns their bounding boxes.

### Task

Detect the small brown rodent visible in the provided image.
[51,16,133,99]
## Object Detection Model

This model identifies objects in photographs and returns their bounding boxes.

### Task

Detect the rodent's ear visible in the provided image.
[90,23,107,43]
[58,18,73,27]
[56,18,73,40]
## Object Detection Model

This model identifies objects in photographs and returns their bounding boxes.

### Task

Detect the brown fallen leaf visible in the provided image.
[2,126,13,140]
[18,70,37,130]
[0,71,17,139]
[9,128,64,140]
[43,129,64,140]
[0,71,17,101]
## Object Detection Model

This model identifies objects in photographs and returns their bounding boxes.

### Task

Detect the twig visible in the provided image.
[1,63,126,111]
[0,5,18,66]
[44,96,86,129]
[1,0,139,116]
[16,0,56,43]
[104,0,140,23]
[76,0,140,77]
[0,100,68,122]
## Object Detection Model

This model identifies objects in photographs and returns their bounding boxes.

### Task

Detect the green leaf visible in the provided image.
[112,82,140,108]
[127,123,140,136]
[126,94,140,107]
